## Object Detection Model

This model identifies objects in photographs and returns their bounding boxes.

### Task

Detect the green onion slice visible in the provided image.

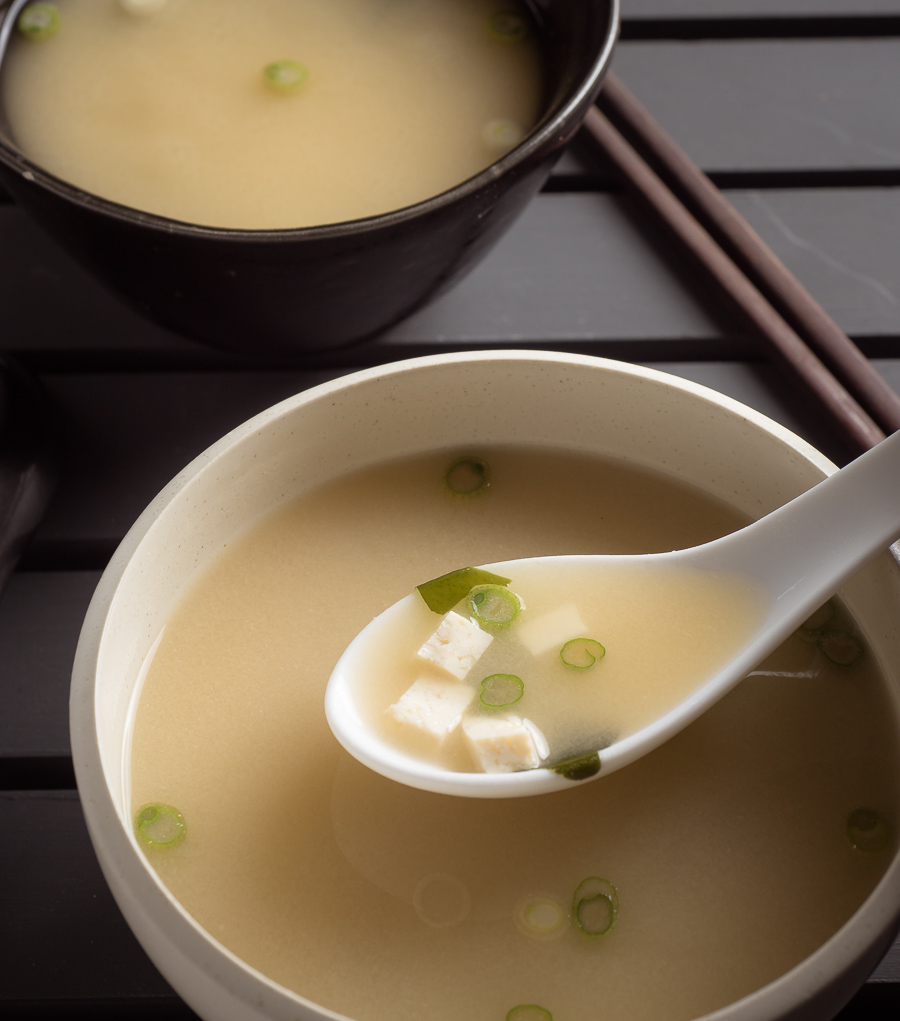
[560,637,605,669]
[445,456,489,495]
[17,4,60,40]
[263,60,308,93]
[847,808,891,853]
[488,11,529,43]
[573,877,619,937]
[468,584,521,628]
[416,566,512,615]
[135,803,185,848]
[817,628,863,665]
[517,897,564,937]
[119,0,168,15]
[550,750,601,781]
[506,1007,552,1021]
[480,673,524,708]
[482,118,525,153]
[800,599,835,633]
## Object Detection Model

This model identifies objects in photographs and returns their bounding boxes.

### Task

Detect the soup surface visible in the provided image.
[131,447,898,1021]
[2,0,542,228]
[353,559,765,773]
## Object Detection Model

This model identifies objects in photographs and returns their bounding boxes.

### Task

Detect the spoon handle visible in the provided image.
[702,428,900,619]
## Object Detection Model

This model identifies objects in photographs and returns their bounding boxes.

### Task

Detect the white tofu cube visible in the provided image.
[417,611,493,680]
[387,677,475,740]
[462,715,550,773]
[517,603,587,656]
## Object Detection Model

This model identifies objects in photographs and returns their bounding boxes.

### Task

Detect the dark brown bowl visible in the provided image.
[0,0,618,356]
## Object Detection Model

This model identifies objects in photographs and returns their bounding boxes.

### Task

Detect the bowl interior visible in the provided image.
[0,0,619,230]
[73,352,900,1021]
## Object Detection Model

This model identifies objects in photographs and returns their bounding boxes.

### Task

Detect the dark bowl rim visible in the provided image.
[0,0,620,242]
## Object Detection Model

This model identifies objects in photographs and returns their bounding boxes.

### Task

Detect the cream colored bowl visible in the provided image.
[70,351,900,1021]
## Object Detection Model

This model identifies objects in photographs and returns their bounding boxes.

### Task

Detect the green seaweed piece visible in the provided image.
[416,566,511,615]
[550,751,601,781]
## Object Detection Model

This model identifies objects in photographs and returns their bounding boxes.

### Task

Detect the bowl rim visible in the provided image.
[0,0,620,240]
[70,350,900,1021]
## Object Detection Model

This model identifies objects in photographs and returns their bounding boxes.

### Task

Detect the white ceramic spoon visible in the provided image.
[326,429,900,798]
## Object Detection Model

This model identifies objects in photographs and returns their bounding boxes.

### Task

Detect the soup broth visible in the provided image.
[130,447,898,1021]
[2,0,542,229]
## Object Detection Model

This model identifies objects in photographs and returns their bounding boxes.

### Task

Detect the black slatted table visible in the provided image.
[2,0,899,1018]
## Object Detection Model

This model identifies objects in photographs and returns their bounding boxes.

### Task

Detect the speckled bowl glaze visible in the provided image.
[71,351,900,1021]
[0,0,618,355]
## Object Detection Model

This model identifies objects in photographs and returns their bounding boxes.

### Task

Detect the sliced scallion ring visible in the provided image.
[263,60,308,94]
[17,3,60,40]
[516,897,565,938]
[847,808,891,852]
[488,11,529,43]
[506,1006,552,1021]
[817,628,863,666]
[135,803,185,848]
[119,0,168,14]
[468,584,521,628]
[482,118,524,153]
[560,637,605,669]
[416,566,511,615]
[444,456,489,495]
[572,877,618,937]
[479,673,524,708]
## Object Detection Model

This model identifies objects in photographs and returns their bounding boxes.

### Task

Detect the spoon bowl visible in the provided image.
[326,427,900,797]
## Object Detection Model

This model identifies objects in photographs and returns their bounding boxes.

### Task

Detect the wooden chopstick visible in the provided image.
[597,73,900,439]
[580,74,894,454]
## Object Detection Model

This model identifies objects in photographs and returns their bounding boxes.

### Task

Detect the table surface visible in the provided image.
[2,1,900,1018]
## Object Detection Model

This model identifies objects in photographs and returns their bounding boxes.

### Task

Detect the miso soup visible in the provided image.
[2,0,543,228]
[130,447,898,1021]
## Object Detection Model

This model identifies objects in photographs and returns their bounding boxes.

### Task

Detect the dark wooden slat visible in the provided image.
[24,359,900,552]
[30,371,348,549]
[4,191,900,366]
[726,189,900,340]
[0,571,100,761]
[612,40,900,172]
[0,791,187,1007]
[620,16,900,41]
[593,77,900,435]
[0,200,726,361]
[10,355,898,569]
[623,0,900,17]
[0,790,895,1014]
[583,104,886,452]
[0,208,207,356]
[396,188,900,348]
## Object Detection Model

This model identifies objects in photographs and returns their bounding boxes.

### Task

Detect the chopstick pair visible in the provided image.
[582,72,900,455]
